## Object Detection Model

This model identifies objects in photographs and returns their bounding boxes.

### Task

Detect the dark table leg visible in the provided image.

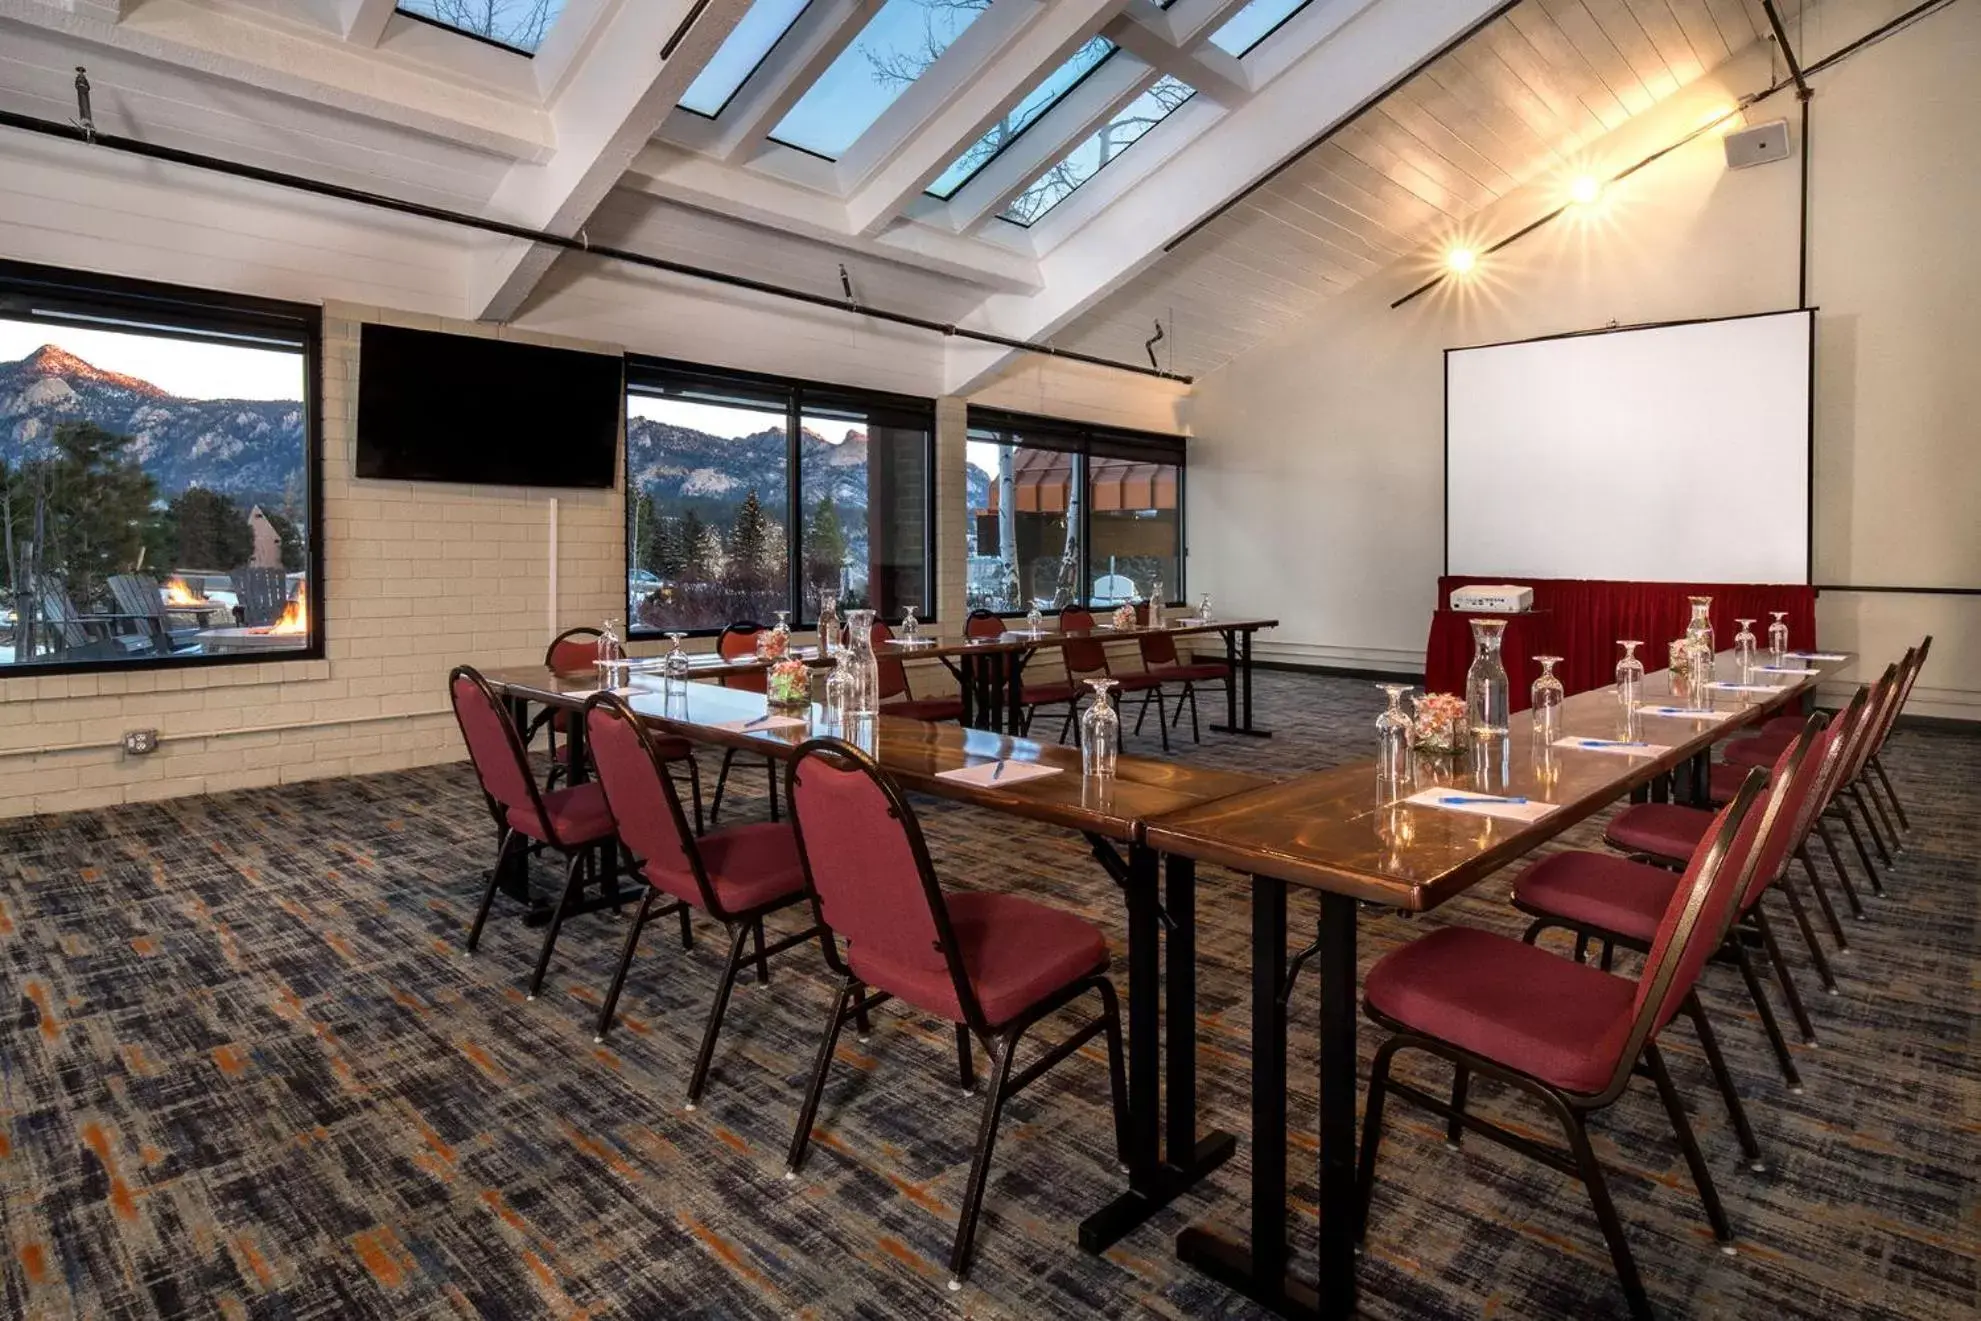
[1686,749,1712,808]
[1210,628,1273,738]
[1176,885,1359,1319]
[1079,850,1237,1252]
[958,652,980,731]
[498,693,557,926]
[1007,650,1030,735]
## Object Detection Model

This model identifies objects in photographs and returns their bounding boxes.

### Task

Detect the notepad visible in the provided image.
[1752,665,1813,674]
[1786,651,1848,661]
[1705,682,1790,694]
[1402,788,1555,824]
[1556,736,1672,756]
[936,760,1063,788]
[713,714,808,733]
[1638,704,1738,719]
[556,686,640,701]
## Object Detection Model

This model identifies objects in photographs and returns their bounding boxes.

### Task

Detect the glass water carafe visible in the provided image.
[839,608,880,716]
[1530,656,1565,744]
[1464,618,1510,738]
[1768,611,1789,663]
[1684,596,1715,659]
[1375,683,1413,790]
[1079,679,1119,779]
[816,593,840,657]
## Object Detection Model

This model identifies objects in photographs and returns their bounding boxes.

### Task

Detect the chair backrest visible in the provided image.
[107,574,165,622]
[1893,636,1932,719]
[231,567,288,627]
[1058,606,1108,677]
[869,620,912,700]
[718,621,767,693]
[965,609,1005,640]
[35,576,94,648]
[1840,661,1902,784]
[786,738,983,1026]
[583,693,719,914]
[545,626,602,672]
[1595,771,1768,1101]
[1736,716,1830,911]
[1795,686,1868,828]
[448,665,556,843]
[1863,646,1918,760]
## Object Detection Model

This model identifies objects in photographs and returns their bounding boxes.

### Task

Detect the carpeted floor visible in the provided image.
[0,671,1974,1319]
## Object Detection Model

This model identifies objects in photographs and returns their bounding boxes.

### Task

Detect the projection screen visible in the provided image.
[1445,310,1811,584]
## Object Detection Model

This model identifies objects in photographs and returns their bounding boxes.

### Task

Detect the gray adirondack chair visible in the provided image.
[35,576,164,660]
[108,574,202,652]
[230,567,289,628]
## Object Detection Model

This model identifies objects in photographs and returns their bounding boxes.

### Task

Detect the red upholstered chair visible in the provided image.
[584,694,816,1103]
[1357,775,1769,1321]
[964,608,1006,640]
[1046,605,1170,750]
[1517,721,1830,1098]
[1136,619,1230,745]
[781,738,1130,1289]
[526,626,598,788]
[449,666,624,999]
[709,622,782,825]
[871,619,965,722]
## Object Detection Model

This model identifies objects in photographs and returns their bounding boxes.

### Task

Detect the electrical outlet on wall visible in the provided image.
[122,729,159,756]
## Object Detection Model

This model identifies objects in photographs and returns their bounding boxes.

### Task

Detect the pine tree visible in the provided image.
[679,508,709,582]
[168,487,254,572]
[804,496,849,600]
[727,490,772,597]
[38,422,158,606]
[629,489,663,578]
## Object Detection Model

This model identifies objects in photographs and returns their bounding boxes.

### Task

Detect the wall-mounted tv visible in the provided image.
[355,323,623,488]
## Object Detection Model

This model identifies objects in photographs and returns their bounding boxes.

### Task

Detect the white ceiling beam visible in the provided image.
[704,0,877,163]
[1104,4,1251,106]
[622,143,1043,294]
[337,0,395,46]
[942,0,1510,394]
[468,0,752,321]
[843,0,1129,238]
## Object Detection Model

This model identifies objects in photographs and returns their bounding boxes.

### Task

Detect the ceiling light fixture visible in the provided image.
[1569,174,1602,205]
[1445,247,1477,274]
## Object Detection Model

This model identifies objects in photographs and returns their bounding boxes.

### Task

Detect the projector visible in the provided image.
[1450,584,1534,614]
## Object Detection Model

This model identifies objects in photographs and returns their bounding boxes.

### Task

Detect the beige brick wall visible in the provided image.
[0,302,624,819]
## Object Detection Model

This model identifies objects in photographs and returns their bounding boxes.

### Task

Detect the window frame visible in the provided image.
[925,39,1121,202]
[964,406,1186,617]
[395,4,551,57]
[625,356,937,639]
[0,259,325,678]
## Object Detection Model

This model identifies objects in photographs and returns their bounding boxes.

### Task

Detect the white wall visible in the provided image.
[1186,11,1980,721]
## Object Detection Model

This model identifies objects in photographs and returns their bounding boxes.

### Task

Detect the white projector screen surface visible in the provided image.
[1445,311,1810,584]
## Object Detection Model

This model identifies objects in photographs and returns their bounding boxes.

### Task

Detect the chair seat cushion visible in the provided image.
[1512,851,1677,947]
[1365,926,1636,1095]
[1605,803,1712,863]
[1109,671,1167,693]
[1153,662,1230,684]
[681,821,806,914]
[886,697,965,722]
[849,891,1107,1030]
[1760,714,1807,737]
[1022,681,1081,706]
[555,733,693,764]
[507,782,615,846]
[1722,734,1790,768]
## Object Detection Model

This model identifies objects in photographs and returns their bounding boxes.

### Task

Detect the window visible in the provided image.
[396,1,566,54]
[1208,0,1313,58]
[627,362,933,635]
[679,0,812,119]
[966,409,1183,614]
[0,261,320,673]
[770,0,992,159]
[1000,75,1195,225]
[927,36,1116,199]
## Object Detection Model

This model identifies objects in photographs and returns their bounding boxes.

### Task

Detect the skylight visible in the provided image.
[1207,0,1313,58]
[927,36,1114,200]
[396,1,565,55]
[680,0,812,119]
[1000,75,1195,227]
[770,0,992,160]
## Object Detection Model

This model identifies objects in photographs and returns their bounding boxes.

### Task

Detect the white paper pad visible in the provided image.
[1402,788,1555,823]
[1787,651,1848,661]
[1555,736,1672,756]
[1638,704,1738,719]
[886,638,935,648]
[554,686,639,701]
[1705,682,1790,694]
[935,760,1064,788]
[1753,665,1813,674]
[713,715,808,733]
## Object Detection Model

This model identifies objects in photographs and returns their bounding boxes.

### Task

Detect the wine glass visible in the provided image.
[1197,593,1214,623]
[1531,656,1565,743]
[1375,683,1413,789]
[1615,640,1644,712]
[1079,679,1120,779]
[1768,611,1789,663]
[597,618,627,686]
[1733,618,1758,676]
[901,605,920,643]
[1025,606,1043,636]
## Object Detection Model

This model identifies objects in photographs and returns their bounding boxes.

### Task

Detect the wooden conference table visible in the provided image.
[1142,649,1852,1319]
[479,666,1271,1250]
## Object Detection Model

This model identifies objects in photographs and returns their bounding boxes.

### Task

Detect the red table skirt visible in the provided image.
[1426,578,1819,707]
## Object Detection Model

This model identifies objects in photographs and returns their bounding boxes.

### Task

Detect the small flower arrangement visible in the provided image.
[757,629,789,661]
[1410,692,1467,756]
[767,658,810,707]
[1110,604,1135,630]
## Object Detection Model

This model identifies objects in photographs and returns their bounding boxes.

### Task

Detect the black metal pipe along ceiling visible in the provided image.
[0,104,1193,386]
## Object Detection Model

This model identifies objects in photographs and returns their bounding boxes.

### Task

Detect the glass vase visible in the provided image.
[1530,656,1565,744]
[840,608,879,717]
[1464,618,1510,738]
[1079,679,1119,779]
[1375,683,1413,790]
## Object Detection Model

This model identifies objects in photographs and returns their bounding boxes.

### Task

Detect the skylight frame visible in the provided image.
[1207,0,1316,60]
[995,73,1198,230]
[395,2,565,57]
[925,36,1120,203]
[678,0,815,122]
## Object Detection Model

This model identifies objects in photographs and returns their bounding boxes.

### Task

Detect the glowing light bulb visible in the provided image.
[1446,247,1477,275]
[1569,174,1602,205]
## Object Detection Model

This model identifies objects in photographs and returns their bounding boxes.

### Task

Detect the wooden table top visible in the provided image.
[481,652,826,693]
[481,671,1271,844]
[1143,651,1852,910]
[872,615,1279,660]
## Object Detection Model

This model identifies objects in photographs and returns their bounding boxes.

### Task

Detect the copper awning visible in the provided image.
[979,451,1177,515]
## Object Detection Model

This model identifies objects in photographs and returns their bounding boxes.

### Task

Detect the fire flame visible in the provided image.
[268,582,308,635]
[162,577,205,606]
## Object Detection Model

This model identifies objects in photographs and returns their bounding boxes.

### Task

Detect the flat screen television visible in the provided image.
[355,323,623,488]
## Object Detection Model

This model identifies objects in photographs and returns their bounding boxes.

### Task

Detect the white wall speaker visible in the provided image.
[1725,118,1792,170]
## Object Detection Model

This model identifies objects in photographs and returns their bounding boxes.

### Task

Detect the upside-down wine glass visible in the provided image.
[1531,656,1565,744]
[1198,593,1214,624]
[901,604,920,643]
[1025,606,1043,636]
[1375,683,1413,789]
[1768,611,1790,664]
[1733,618,1758,677]
[1615,640,1644,713]
[662,631,689,701]
[597,618,626,686]
[1079,679,1120,779]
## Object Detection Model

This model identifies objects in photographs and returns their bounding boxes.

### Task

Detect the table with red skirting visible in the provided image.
[1425,578,1818,710]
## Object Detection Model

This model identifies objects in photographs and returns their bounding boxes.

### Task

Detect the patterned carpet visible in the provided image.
[0,671,1974,1319]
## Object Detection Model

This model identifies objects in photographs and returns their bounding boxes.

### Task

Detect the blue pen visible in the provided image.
[1578,738,1649,748]
[745,714,775,728]
[989,760,1005,781]
[1438,795,1527,806]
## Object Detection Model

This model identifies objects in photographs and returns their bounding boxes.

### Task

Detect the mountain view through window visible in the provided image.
[0,321,312,669]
